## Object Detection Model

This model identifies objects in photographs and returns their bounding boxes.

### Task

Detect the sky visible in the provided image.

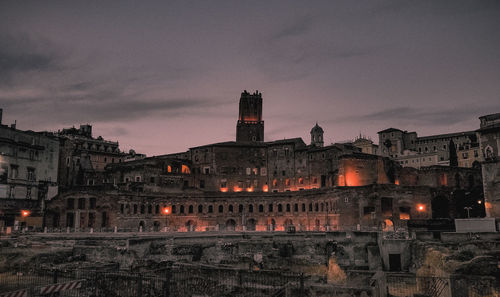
[1,0,499,156]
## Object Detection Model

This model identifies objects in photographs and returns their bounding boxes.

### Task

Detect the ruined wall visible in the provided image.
[46,185,433,233]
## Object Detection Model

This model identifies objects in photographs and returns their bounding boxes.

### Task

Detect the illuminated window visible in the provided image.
[273,179,278,187]
[285,179,290,186]
[167,165,172,173]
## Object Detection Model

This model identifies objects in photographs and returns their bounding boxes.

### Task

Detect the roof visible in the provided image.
[479,113,500,121]
[417,131,475,141]
[266,137,306,147]
[377,128,405,134]
[310,123,324,133]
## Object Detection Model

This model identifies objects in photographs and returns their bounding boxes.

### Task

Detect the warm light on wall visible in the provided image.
[399,213,410,220]
[167,165,172,173]
[233,186,242,192]
[21,210,30,217]
[338,175,345,186]
[394,179,400,185]
[246,187,253,192]
[162,207,170,215]
[181,165,190,174]
[220,188,228,193]
[262,185,269,192]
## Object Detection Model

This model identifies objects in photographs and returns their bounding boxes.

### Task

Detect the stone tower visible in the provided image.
[310,123,324,147]
[236,90,264,142]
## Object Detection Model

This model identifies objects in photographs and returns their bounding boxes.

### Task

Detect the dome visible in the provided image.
[310,123,324,134]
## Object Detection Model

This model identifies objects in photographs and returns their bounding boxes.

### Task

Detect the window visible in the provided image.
[239,204,243,213]
[67,198,75,210]
[278,204,283,212]
[246,168,251,175]
[140,204,145,214]
[150,177,155,183]
[282,170,286,176]
[180,205,185,214]
[286,204,290,212]
[200,180,205,188]
[302,203,306,212]
[228,205,233,213]
[189,205,193,213]
[252,168,258,175]
[294,203,298,212]
[89,198,96,209]
[10,165,18,179]
[285,179,290,186]
[78,198,86,210]
[218,205,223,213]
[148,204,152,214]
[198,205,203,213]
[248,204,253,213]
[120,204,124,214]
[259,204,264,212]
[204,167,210,174]
[172,205,176,214]
[155,204,159,214]
[208,205,213,213]
[133,204,138,214]
[268,204,273,212]
[27,168,36,181]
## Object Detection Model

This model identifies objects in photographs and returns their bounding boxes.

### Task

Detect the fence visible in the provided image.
[0,265,306,297]
[387,273,499,297]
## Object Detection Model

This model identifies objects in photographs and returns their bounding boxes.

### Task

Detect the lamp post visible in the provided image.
[464,207,472,219]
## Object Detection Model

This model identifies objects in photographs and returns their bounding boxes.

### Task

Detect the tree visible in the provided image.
[449,139,458,167]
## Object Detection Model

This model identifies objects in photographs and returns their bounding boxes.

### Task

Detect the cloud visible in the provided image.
[0,33,62,82]
[333,104,500,127]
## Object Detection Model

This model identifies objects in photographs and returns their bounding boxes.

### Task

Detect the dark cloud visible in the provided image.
[0,34,61,82]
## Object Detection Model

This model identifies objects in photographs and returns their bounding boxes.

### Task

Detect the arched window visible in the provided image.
[218,205,224,213]
[302,203,306,212]
[286,204,291,212]
[208,205,213,213]
[228,205,234,213]
[259,204,264,212]
[294,203,298,212]
[248,204,254,213]
[239,204,243,213]
[188,205,193,214]
[315,203,319,212]
[269,204,274,212]
[278,204,283,212]
[172,205,176,214]
[140,204,145,214]
[198,205,203,213]
[180,205,184,214]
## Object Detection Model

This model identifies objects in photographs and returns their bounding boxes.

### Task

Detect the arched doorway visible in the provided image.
[246,218,256,231]
[226,219,236,231]
[383,219,394,231]
[268,218,276,231]
[432,196,450,218]
[186,220,196,232]
[284,219,294,231]
[153,221,160,232]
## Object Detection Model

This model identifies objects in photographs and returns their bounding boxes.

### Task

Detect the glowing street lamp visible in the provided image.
[162,207,170,232]
[21,210,30,217]
[417,204,425,212]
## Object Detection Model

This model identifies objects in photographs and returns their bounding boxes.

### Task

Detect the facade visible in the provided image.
[55,124,127,188]
[477,113,500,218]
[351,135,379,155]
[0,110,59,227]
[378,128,478,168]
